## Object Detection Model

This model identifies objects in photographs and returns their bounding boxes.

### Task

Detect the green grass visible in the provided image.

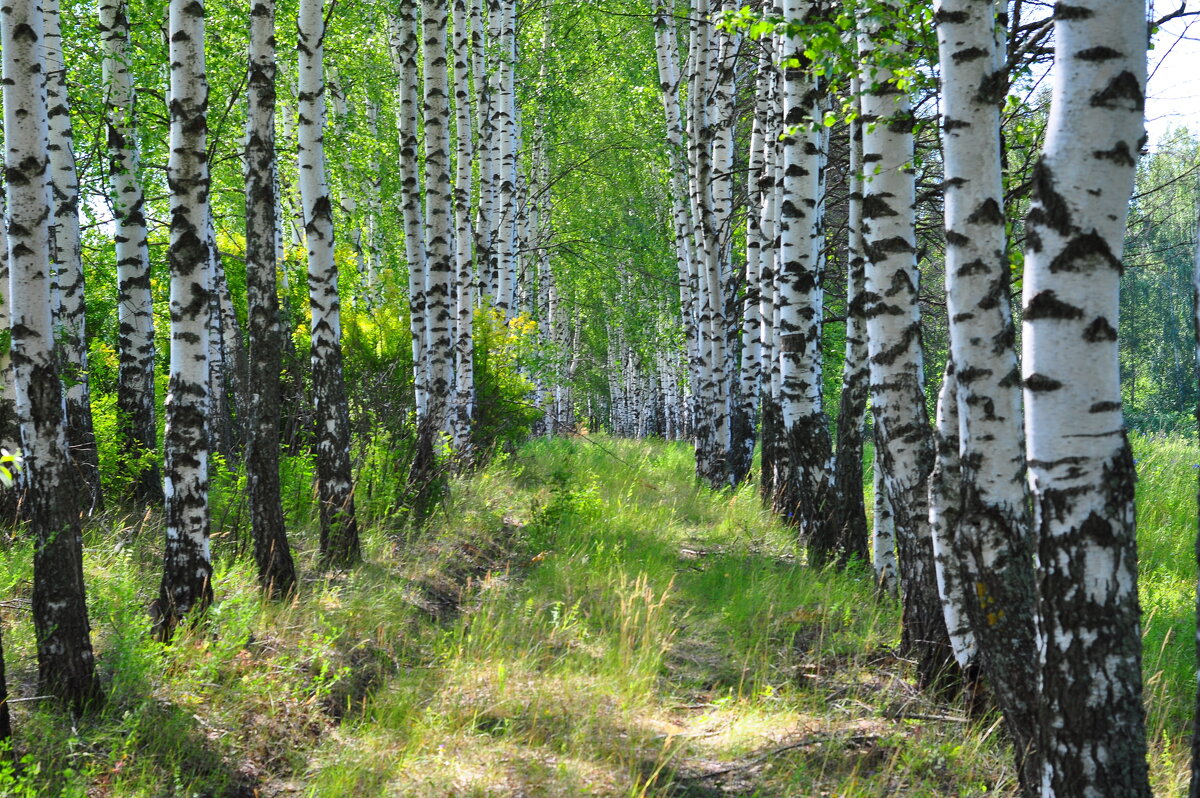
[1131,432,1200,796]
[0,433,1195,795]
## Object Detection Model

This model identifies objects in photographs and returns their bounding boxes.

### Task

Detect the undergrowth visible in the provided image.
[0,433,1194,795]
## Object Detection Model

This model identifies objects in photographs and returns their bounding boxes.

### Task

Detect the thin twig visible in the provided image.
[697,733,877,780]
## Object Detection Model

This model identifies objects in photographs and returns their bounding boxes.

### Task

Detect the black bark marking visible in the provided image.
[1027,160,1073,237]
[1054,3,1095,19]
[967,198,1005,225]
[1076,46,1122,61]
[933,8,968,23]
[1025,373,1064,391]
[1024,290,1084,320]
[1092,141,1135,166]
[1050,232,1123,273]
[1082,316,1118,342]
[861,194,897,219]
[1090,71,1144,111]
[953,46,988,64]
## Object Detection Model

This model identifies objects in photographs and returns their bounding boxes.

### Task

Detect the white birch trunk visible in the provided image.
[390,4,430,418]
[778,0,836,560]
[650,0,701,458]
[159,0,213,633]
[873,442,898,596]
[1191,178,1200,798]
[452,0,475,451]
[1021,0,1149,790]
[859,2,950,684]
[928,363,977,669]
[474,0,497,306]
[244,0,297,596]
[99,0,159,502]
[492,0,518,316]
[734,39,771,485]
[364,99,384,302]
[832,80,870,563]
[44,0,101,509]
[422,0,455,440]
[2,0,97,703]
[935,0,1040,785]
[0,193,18,478]
[300,0,360,563]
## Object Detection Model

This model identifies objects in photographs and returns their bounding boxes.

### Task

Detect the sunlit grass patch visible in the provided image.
[5,432,1197,795]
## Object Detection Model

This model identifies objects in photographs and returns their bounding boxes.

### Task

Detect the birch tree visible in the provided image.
[390,2,429,418]
[0,187,21,520]
[935,0,1039,785]
[474,0,498,307]
[777,0,837,561]
[492,0,519,315]
[651,0,702,480]
[1191,183,1200,798]
[245,0,297,595]
[158,0,214,635]
[858,1,951,686]
[3,0,98,705]
[451,0,475,452]
[833,81,869,563]
[734,39,772,486]
[928,362,977,672]
[417,0,455,469]
[1021,0,1149,790]
[44,0,102,510]
[300,0,360,563]
[99,0,159,502]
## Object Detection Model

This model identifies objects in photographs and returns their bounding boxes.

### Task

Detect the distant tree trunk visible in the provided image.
[390,2,429,419]
[858,1,951,686]
[416,0,455,486]
[245,0,296,597]
[1021,0,1149,792]
[833,81,869,564]
[0,622,9,739]
[492,0,519,316]
[651,0,702,472]
[686,0,728,487]
[1190,173,1200,798]
[935,0,1040,787]
[300,0,360,564]
[99,0,160,503]
[0,185,22,521]
[451,0,475,453]
[207,213,247,465]
[928,362,977,670]
[364,99,384,303]
[473,0,497,307]
[2,0,98,705]
[778,0,837,563]
[44,0,102,512]
[711,0,738,488]
[157,0,214,636]
[758,22,781,505]
[872,443,897,596]
[734,40,771,487]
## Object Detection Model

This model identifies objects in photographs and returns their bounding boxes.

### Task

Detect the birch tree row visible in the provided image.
[638,0,1154,793]
[0,0,1180,790]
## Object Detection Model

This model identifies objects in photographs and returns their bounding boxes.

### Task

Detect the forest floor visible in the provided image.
[0,434,1195,796]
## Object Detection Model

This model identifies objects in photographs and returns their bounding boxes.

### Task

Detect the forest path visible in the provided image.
[306,435,1015,796]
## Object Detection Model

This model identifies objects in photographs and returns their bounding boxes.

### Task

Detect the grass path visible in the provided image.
[1,434,1195,795]
[308,437,1013,796]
